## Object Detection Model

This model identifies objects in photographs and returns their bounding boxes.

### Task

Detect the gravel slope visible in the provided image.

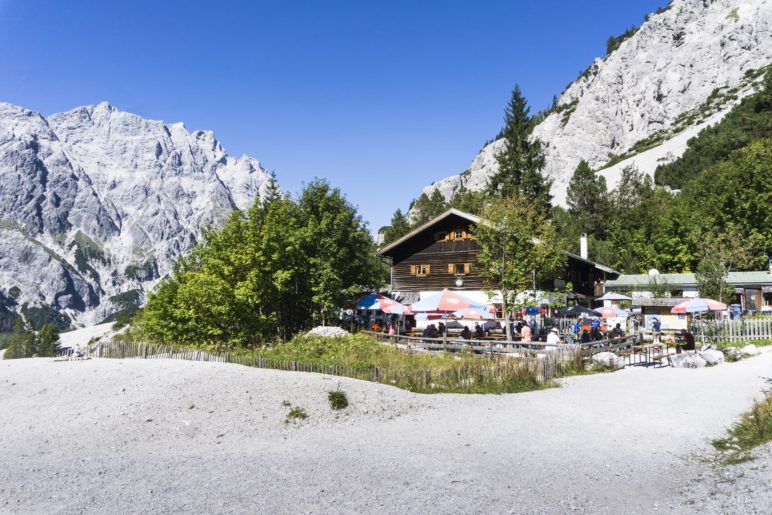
[0,351,770,514]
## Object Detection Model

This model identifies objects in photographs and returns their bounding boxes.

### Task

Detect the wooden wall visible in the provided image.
[392,239,485,292]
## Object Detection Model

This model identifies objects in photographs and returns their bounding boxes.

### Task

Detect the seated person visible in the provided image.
[422,325,431,338]
[371,321,382,332]
[590,327,603,341]
[428,324,439,339]
[580,330,591,343]
[681,329,696,351]
[546,328,561,345]
[520,323,532,342]
[473,323,484,339]
[610,323,623,338]
[460,326,472,340]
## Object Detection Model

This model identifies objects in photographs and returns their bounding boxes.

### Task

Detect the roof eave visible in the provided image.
[377,208,481,257]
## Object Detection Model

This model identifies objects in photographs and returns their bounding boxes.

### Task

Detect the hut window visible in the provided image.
[411,264,430,276]
[449,263,472,275]
[434,231,447,241]
[454,230,464,239]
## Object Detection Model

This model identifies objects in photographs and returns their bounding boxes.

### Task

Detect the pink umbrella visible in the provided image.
[596,306,616,318]
[452,308,494,320]
[671,298,727,314]
[410,288,486,312]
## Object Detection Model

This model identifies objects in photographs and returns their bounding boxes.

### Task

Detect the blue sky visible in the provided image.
[0,0,668,231]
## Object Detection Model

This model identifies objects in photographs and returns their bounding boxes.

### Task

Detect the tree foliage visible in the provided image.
[2,319,60,359]
[695,231,756,303]
[566,160,610,239]
[488,85,553,215]
[474,195,565,340]
[139,180,385,348]
[655,69,772,189]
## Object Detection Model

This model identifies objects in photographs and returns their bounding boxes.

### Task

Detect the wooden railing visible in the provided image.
[692,318,772,343]
[362,330,641,358]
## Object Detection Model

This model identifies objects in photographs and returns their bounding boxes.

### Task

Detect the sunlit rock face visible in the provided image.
[413,0,772,214]
[0,102,274,326]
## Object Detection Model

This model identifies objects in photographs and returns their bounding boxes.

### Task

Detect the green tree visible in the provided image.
[380,209,411,246]
[3,317,35,359]
[140,180,383,347]
[411,190,448,225]
[37,324,60,357]
[297,180,381,325]
[566,160,610,238]
[488,85,553,215]
[695,231,755,303]
[474,195,566,340]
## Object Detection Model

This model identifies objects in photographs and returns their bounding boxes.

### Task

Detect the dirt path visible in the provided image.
[0,351,770,513]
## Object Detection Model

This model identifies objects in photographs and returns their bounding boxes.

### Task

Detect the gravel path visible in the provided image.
[0,351,770,514]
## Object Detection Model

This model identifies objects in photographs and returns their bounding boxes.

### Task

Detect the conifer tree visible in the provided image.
[37,324,60,357]
[566,160,610,238]
[381,209,411,246]
[488,85,552,215]
[3,317,35,359]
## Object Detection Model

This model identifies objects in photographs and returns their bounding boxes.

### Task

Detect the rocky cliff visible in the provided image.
[0,102,273,327]
[415,0,772,209]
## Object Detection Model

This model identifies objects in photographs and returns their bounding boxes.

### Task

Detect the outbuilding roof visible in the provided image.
[606,271,772,290]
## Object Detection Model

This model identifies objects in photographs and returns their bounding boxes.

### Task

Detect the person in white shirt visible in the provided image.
[546,327,561,345]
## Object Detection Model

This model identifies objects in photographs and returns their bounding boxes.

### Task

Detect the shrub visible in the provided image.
[286,406,307,422]
[328,390,349,410]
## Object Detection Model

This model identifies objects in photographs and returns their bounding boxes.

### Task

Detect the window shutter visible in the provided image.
[448,263,455,274]
[461,231,467,239]
[425,265,430,275]
[410,265,417,276]
[464,263,472,274]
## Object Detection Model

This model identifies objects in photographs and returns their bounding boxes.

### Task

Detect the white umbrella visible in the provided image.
[597,292,632,301]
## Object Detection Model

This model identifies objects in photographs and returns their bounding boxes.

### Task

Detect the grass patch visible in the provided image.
[286,406,307,422]
[328,390,349,410]
[714,339,772,349]
[712,391,772,464]
[234,334,554,394]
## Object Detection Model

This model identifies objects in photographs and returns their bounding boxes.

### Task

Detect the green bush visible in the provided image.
[286,406,307,421]
[328,390,349,410]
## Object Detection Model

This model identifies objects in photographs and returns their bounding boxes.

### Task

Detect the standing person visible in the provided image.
[652,317,661,344]
[572,319,582,337]
[520,323,532,342]
[546,328,561,345]
[388,323,396,336]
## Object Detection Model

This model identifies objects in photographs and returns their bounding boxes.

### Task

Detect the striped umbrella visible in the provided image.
[452,308,495,320]
[671,298,727,314]
[410,288,486,312]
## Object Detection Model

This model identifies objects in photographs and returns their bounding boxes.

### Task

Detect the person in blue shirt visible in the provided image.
[590,318,601,329]
[652,317,662,343]
[572,320,582,335]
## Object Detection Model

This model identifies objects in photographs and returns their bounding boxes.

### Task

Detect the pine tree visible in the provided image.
[412,190,448,225]
[488,85,552,215]
[381,209,411,246]
[3,317,35,359]
[566,160,610,238]
[37,324,61,357]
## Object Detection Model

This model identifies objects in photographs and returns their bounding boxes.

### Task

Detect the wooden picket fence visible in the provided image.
[57,339,603,391]
[693,318,772,343]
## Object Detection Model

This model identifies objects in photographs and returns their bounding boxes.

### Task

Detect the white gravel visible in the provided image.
[58,323,115,350]
[0,350,770,513]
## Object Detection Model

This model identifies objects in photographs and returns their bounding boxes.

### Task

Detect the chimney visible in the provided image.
[580,234,588,260]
